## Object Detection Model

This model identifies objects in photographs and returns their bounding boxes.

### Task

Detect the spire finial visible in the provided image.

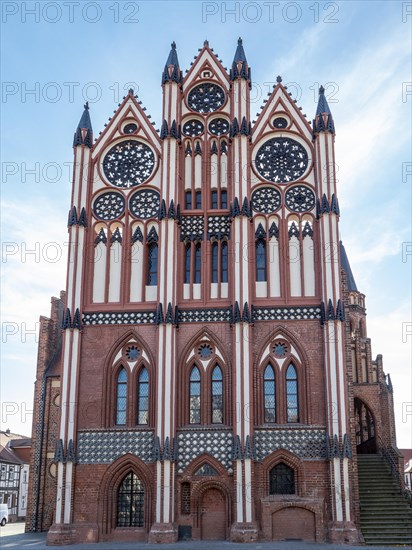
[128,88,134,95]
[162,41,181,84]
[276,75,282,83]
[164,41,180,68]
[315,84,331,116]
[77,101,92,131]
[232,36,247,64]
[204,39,209,46]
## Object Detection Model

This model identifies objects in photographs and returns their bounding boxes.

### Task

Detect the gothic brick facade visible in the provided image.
[26,39,400,545]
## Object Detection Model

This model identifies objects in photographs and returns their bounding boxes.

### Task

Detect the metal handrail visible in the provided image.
[377,435,407,497]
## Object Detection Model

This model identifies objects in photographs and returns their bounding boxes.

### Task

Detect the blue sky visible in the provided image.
[1,1,411,447]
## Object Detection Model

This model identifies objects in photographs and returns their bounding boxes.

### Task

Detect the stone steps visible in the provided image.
[357,454,412,546]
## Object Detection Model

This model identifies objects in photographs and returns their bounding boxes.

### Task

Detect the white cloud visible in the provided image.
[367,304,412,448]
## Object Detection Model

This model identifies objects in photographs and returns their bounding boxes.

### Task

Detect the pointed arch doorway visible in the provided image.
[355,398,376,454]
[200,487,227,540]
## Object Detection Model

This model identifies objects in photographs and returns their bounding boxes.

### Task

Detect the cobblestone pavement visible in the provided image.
[0,523,403,550]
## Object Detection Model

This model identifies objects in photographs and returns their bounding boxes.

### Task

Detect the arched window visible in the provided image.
[194,243,201,284]
[116,368,127,425]
[211,365,223,424]
[147,242,158,285]
[256,238,267,282]
[195,463,218,476]
[211,241,228,284]
[286,364,299,423]
[269,463,295,495]
[189,367,201,424]
[264,364,276,423]
[117,472,144,527]
[221,241,228,283]
[184,243,191,284]
[211,241,218,283]
[137,368,149,425]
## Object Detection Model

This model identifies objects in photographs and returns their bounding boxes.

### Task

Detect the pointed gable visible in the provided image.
[252,81,312,143]
[92,90,161,158]
[183,41,230,93]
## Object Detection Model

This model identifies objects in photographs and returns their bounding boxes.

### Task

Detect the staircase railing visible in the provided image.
[377,435,408,499]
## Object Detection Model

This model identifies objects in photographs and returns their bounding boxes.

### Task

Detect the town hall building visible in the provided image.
[25,39,411,545]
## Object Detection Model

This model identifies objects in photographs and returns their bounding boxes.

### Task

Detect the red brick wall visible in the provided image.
[25,294,64,533]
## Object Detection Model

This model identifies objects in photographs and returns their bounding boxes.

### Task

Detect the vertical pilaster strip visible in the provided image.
[315,93,352,525]
[230,45,255,531]
[153,44,181,535]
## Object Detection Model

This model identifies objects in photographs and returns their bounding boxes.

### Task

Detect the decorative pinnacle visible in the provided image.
[128,88,134,95]
[165,41,179,68]
[276,75,282,83]
[76,101,92,133]
[316,84,332,116]
[233,36,247,64]
[204,39,209,46]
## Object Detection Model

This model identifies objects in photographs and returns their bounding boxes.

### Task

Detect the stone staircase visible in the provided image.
[357,454,412,546]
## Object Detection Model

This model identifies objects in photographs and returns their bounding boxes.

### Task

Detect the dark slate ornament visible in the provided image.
[288,221,300,239]
[78,207,87,227]
[94,228,107,245]
[131,226,143,243]
[110,227,122,244]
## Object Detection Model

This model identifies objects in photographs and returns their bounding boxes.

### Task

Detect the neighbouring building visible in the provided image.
[0,430,31,521]
[26,39,411,545]
[400,449,412,491]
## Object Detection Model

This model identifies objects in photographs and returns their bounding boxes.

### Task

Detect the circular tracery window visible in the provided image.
[129,189,160,219]
[255,137,308,183]
[187,83,225,114]
[182,119,204,137]
[102,140,155,188]
[285,185,315,212]
[123,123,138,134]
[197,343,214,359]
[272,341,288,358]
[125,345,141,361]
[251,186,281,214]
[273,117,288,129]
[208,118,230,136]
[93,192,125,220]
